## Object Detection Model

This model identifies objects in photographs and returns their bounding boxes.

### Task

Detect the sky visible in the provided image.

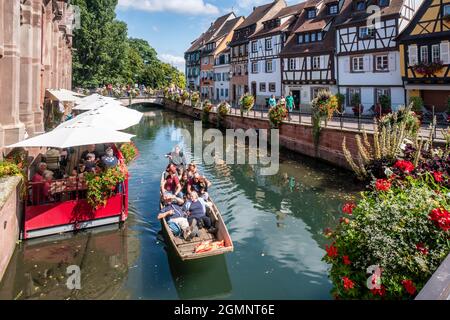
[116,0,299,73]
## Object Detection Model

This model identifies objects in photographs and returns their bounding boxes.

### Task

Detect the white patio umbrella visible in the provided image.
[8,125,135,149]
[74,98,123,111]
[57,104,143,130]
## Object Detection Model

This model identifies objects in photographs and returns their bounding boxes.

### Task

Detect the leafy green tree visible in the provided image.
[72,0,185,89]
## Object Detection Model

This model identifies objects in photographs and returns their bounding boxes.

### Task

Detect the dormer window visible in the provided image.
[297,31,323,44]
[355,1,366,11]
[379,0,389,7]
[328,4,339,15]
[306,8,317,19]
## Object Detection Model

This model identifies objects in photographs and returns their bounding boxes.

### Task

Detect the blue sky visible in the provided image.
[116,0,298,73]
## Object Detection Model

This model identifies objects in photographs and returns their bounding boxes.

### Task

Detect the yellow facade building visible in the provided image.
[399,0,450,112]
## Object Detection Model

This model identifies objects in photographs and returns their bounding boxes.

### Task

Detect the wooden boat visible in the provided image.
[159,172,233,260]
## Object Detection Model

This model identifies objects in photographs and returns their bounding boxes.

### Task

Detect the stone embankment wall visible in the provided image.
[0,177,22,282]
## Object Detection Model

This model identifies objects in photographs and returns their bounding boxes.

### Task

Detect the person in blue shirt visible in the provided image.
[268,94,277,109]
[158,194,197,240]
[184,191,216,233]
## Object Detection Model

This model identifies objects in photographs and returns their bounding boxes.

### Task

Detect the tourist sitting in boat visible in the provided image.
[186,162,198,178]
[42,170,55,202]
[187,173,211,201]
[162,163,184,200]
[179,171,190,196]
[101,147,118,168]
[166,145,186,175]
[31,162,48,205]
[158,194,198,241]
[84,153,97,173]
[81,144,100,161]
[184,191,215,233]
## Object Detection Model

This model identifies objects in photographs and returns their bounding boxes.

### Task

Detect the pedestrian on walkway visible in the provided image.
[286,92,295,121]
[268,94,277,109]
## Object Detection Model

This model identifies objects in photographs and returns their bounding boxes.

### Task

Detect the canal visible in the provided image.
[0,105,360,300]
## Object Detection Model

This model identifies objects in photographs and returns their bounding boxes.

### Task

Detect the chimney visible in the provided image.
[253,6,256,11]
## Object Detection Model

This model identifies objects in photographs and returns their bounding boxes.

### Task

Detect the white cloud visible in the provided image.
[118,0,220,15]
[159,53,186,72]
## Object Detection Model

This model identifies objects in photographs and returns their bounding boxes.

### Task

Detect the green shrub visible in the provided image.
[409,96,424,113]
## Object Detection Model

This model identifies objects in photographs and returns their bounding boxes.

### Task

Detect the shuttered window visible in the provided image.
[440,41,450,64]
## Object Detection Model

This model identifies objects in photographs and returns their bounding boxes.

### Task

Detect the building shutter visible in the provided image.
[320,56,326,69]
[388,52,396,71]
[296,58,301,70]
[306,57,311,70]
[363,55,371,72]
[273,59,277,72]
[343,57,350,73]
[440,41,450,65]
[284,58,288,70]
[408,45,418,66]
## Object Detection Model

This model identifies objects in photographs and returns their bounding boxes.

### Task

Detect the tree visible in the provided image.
[72,0,186,89]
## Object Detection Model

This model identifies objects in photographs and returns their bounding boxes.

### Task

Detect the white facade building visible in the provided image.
[213,50,231,102]
[248,4,302,106]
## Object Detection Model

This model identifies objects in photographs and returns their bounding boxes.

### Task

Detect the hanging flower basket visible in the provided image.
[217,101,230,117]
[413,61,444,76]
[268,103,288,128]
[191,91,200,107]
[239,94,254,115]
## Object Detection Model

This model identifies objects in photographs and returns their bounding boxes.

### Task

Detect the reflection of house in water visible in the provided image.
[0,225,140,300]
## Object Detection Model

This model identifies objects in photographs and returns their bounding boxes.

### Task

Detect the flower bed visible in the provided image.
[332,109,450,299]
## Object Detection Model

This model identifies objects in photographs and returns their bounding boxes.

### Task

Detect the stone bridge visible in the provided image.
[118,96,164,106]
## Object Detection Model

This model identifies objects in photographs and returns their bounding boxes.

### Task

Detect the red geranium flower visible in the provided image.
[342,255,351,265]
[393,160,415,173]
[429,208,450,232]
[325,244,338,258]
[433,171,444,183]
[342,277,355,291]
[342,203,356,215]
[339,217,350,224]
[371,285,386,297]
[375,179,391,191]
[401,279,416,295]
[416,243,429,255]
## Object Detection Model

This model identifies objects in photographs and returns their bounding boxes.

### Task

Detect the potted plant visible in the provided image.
[335,93,346,114]
[409,96,424,120]
[351,93,363,116]
[379,95,392,115]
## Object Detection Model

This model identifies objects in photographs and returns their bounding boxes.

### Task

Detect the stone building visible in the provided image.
[0,0,74,155]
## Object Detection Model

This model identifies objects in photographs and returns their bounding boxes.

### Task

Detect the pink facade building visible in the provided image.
[0,0,74,155]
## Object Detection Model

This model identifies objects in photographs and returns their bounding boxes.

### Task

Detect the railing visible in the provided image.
[166,98,446,141]
[27,177,88,206]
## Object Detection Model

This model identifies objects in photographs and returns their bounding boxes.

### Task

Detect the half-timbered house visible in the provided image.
[280,0,349,110]
[228,0,287,105]
[248,3,304,106]
[336,0,423,114]
[399,0,450,112]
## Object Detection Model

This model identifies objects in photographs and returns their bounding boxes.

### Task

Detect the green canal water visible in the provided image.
[0,106,360,300]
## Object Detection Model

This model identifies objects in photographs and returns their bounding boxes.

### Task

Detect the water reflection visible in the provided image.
[166,246,232,300]
[0,224,138,300]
